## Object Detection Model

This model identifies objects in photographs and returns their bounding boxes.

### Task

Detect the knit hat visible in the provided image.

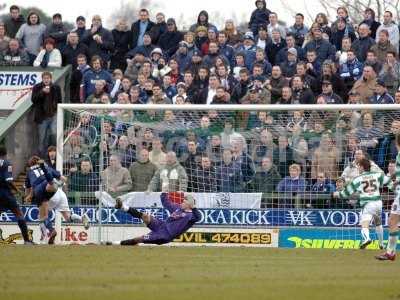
[287,47,297,57]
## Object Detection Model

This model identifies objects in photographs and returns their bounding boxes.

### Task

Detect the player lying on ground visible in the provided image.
[376,134,400,261]
[25,157,89,244]
[0,146,33,244]
[333,158,393,249]
[101,192,201,245]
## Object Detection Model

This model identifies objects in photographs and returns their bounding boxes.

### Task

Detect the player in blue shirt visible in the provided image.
[102,192,201,246]
[25,155,61,243]
[0,146,33,244]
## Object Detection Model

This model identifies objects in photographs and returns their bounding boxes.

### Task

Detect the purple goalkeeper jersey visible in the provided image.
[160,193,201,239]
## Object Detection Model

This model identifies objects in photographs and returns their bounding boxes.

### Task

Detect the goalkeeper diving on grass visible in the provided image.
[100,192,201,246]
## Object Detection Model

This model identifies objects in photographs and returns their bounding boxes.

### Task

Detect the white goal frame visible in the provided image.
[56,103,400,244]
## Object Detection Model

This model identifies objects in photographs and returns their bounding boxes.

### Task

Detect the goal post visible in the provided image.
[56,103,400,247]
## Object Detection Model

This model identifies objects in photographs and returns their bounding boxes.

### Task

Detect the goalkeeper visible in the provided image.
[333,158,393,250]
[102,192,201,246]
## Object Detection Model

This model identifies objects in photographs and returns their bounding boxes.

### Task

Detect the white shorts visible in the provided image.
[49,189,70,212]
[361,200,382,223]
[390,187,400,215]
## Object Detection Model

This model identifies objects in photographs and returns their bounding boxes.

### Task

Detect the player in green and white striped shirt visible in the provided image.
[376,134,400,261]
[333,158,393,250]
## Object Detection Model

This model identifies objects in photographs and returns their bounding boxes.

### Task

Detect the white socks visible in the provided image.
[70,213,83,223]
[361,228,370,242]
[375,225,384,246]
[387,231,399,254]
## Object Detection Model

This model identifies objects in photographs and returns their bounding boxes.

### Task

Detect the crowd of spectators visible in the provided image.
[2,3,400,208]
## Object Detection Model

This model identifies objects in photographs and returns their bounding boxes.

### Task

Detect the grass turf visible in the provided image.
[0,246,398,300]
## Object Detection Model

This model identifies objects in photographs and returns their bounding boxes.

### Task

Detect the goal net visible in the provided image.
[56,104,400,248]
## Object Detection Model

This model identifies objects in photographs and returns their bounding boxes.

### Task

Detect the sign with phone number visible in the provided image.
[172,228,279,247]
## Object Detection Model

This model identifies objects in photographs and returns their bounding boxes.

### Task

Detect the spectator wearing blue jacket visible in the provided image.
[311,172,336,193]
[248,0,271,37]
[339,49,363,91]
[304,26,335,63]
[217,31,235,68]
[275,33,305,65]
[235,33,257,71]
[82,55,113,100]
[250,49,271,75]
[232,139,255,191]
[369,79,394,104]
[216,149,243,192]
[265,29,286,66]
[288,13,309,47]
[172,41,192,73]
[276,164,307,193]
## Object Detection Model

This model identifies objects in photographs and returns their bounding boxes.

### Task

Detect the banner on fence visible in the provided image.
[279,228,400,250]
[0,71,42,110]
[0,206,393,227]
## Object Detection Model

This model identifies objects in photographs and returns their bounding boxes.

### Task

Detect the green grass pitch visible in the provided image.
[0,246,398,300]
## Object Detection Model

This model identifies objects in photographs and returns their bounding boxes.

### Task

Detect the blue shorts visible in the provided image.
[142,217,171,245]
[0,189,20,213]
[32,181,55,206]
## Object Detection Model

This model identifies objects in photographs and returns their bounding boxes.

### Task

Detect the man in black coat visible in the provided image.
[62,31,90,69]
[31,72,62,156]
[45,13,69,51]
[352,23,376,62]
[149,12,167,46]
[130,9,155,50]
[81,15,114,64]
[291,75,315,104]
[158,18,184,59]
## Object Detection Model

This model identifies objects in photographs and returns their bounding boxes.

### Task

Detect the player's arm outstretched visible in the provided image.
[160,192,181,213]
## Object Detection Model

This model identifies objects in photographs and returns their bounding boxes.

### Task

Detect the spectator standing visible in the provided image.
[253,156,281,193]
[81,15,114,64]
[129,149,157,192]
[352,24,376,63]
[359,8,381,39]
[304,26,335,63]
[379,51,400,94]
[3,5,24,38]
[45,13,68,51]
[149,12,167,46]
[288,13,309,47]
[101,155,132,194]
[15,11,46,64]
[376,11,399,51]
[370,29,397,64]
[148,151,188,192]
[62,31,90,69]
[350,65,377,103]
[159,18,184,59]
[74,16,86,39]
[31,72,62,156]
[189,10,217,33]
[0,23,10,52]
[276,164,307,193]
[131,8,154,50]
[311,172,336,194]
[216,149,242,193]
[248,0,271,36]
[69,160,99,193]
[82,55,113,100]
[110,19,132,71]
